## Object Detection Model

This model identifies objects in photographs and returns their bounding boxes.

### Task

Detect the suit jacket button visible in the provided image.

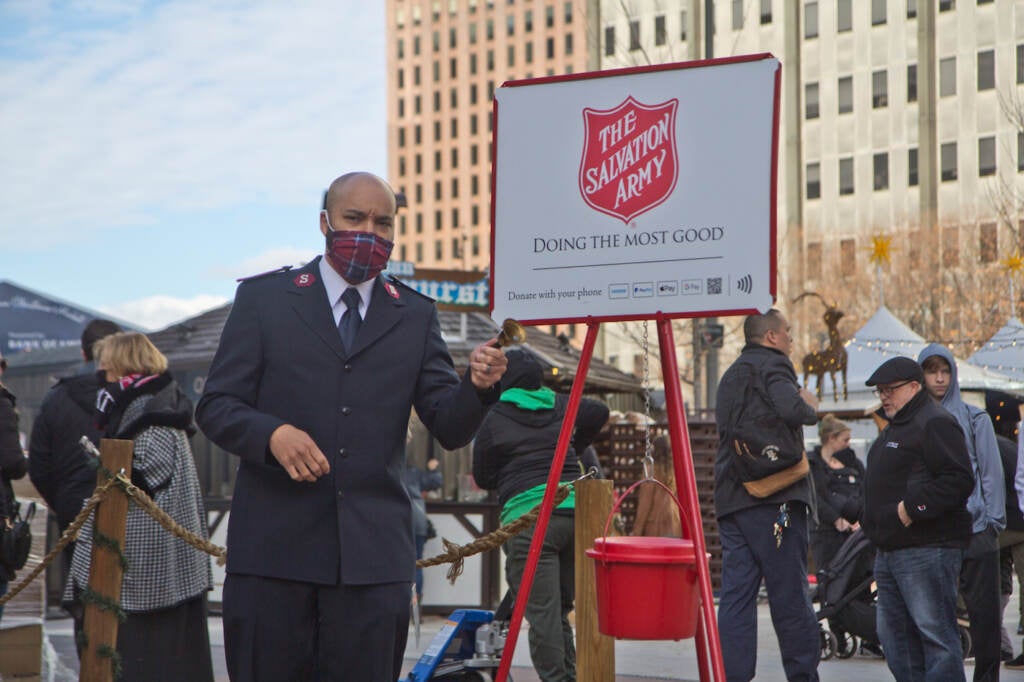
[341,406,352,416]
[344,363,353,372]
[338,448,347,457]
[337,490,344,498]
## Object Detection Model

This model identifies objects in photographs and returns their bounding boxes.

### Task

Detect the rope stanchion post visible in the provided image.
[80,439,133,682]
[574,477,615,682]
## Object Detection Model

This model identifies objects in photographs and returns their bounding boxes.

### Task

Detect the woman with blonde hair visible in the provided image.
[65,332,213,681]
[809,413,864,570]
[632,434,682,538]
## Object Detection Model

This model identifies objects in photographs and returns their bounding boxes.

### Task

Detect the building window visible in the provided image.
[413,65,421,86]
[806,162,821,199]
[486,19,494,40]
[805,2,818,39]
[471,205,479,226]
[604,26,615,56]
[1019,132,1024,171]
[507,45,515,66]
[565,33,573,54]
[397,39,404,59]
[416,213,423,233]
[939,0,954,11]
[469,53,477,74]
[1018,45,1024,84]
[470,145,479,165]
[450,59,457,79]
[872,70,888,108]
[977,50,995,91]
[434,150,441,171]
[472,235,480,256]
[470,113,478,134]
[940,57,956,96]
[525,9,533,31]
[415,243,423,262]
[732,0,744,30]
[839,157,854,195]
[433,92,441,112]
[907,0,917,19]
[837,0,852,32]
[434,181,442,201]
[507,14,514,36]
[435,241,443,261]
[941,142,958,181]
[909,147,919,186]
[943,227,959,267]
[805,82,819,119]
[415,155,422,174]
[487,49,495,71]
[907,64,917,102]
[807,242,822,280]
[629,20,640,50]
[525,42,533,63]
[871,0,886,25]
[398,69,404,89]
[450,27,457,49]
[979,136,996,176]
[469,23,477,44]
[398,128,406,147]
[680,10,687,40]
[471,175,479,196]
[565,1,572,23]
[451,178,459,199]
[840,239,856,277]
[980,223,998,263]
[398,99,405,118]
[838,76,853,114]
[451,148,459,169]
[546,37,554,59]
[546,5,554,28]
[432,31,439,53]
[655,15,666,46]
[874,153,889,190]
[760,0,772,24]
[435,211,442,232]
[451,208,459,228]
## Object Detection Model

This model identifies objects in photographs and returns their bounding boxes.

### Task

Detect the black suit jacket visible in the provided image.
[196,257,496,585]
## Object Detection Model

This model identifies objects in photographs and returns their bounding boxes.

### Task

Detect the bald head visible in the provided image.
[323,172,396,215]
[320,172,397,243]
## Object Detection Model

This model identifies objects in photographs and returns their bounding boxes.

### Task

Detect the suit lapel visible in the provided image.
[287,258,347,361]
[348,277,406,358]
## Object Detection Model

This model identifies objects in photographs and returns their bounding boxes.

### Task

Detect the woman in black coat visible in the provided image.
[808,413,865,572]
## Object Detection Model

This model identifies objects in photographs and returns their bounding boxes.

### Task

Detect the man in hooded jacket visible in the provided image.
[918,344,1005,682]
[472,348,609,682]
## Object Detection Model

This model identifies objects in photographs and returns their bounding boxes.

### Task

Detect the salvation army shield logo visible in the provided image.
[578,96,679,224]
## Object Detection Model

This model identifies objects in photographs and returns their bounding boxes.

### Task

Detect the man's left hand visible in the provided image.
[470,339,508,390]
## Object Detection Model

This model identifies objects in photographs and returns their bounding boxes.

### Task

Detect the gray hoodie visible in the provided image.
[917,343,1005,534]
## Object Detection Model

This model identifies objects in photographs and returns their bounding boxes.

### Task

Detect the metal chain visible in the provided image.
[641,321,654,480]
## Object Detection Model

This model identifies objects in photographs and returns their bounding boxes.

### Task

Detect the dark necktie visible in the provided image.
[338,287,362,352]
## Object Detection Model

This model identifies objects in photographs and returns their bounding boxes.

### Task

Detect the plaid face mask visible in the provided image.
[323,215,394,285]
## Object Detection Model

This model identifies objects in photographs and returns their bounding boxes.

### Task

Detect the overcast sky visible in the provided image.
[0,0,388,330]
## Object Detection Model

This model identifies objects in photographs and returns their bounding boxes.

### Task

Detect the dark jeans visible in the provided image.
[504,513,575,682]
[717,502,819,682]
[960,528,1001,682]
[875,546,965,682]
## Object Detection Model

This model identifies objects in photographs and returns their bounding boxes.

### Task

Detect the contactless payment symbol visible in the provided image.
[578,96,679,224]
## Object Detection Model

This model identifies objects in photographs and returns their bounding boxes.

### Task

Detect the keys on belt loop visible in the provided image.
[773,502,790,549]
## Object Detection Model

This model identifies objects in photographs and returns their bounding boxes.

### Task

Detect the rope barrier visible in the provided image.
[0,467,576,606]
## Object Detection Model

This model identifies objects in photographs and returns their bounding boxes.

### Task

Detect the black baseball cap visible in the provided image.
[865,357,924,386]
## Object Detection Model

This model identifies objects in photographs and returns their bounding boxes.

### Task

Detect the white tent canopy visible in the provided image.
[814,306,1024,415]
[968,317,1024,382]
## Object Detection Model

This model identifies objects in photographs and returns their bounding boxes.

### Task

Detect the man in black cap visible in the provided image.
[862,356,975,682]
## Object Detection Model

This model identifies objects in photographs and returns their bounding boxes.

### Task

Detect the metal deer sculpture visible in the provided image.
[793,292,848,401]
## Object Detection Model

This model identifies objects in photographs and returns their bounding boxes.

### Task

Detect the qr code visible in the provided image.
[707,277,723,295]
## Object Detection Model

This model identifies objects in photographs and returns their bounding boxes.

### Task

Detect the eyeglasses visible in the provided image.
[872,380,913,398]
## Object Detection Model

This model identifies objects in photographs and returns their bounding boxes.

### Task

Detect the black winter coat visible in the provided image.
[28,369,105,530]
[998,434,1024,532]
[714,344,818,518]
[862,389,974,551]
[0,384,28,520]
[809,446,865,528]
[473,394,609,510]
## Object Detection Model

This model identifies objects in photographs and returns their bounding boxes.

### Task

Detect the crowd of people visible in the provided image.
[3,171,1024,682]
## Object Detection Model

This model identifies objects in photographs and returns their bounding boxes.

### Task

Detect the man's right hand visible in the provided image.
[799,387,820,410]
[269,424,330,482]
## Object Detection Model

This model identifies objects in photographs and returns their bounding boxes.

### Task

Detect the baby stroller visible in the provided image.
[814,529,973,661]
[814,529,881,660]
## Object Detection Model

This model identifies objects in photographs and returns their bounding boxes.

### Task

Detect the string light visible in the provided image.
[869,235,893,266]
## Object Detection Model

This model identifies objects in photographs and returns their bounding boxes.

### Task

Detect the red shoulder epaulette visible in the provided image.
[236,265,293,283]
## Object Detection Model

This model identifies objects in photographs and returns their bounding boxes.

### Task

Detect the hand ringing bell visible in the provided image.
[493,318,526,348]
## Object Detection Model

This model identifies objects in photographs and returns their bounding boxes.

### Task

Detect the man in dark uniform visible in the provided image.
[195,171,508,681]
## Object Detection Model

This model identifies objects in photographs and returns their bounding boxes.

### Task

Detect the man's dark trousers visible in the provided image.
[223,574,409,681]
[961,528,1002,682]
[718,502,820,682]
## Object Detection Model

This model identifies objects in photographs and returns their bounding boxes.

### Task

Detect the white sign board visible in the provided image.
[491,55,780,324]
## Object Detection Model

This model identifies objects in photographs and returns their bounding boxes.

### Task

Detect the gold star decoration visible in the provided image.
[1001,253,1024,273]
[869,235,892,266]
